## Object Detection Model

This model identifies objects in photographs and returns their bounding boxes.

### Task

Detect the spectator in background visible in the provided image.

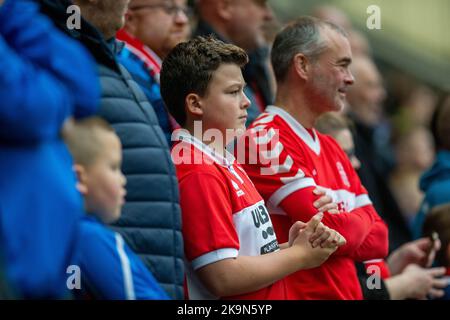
[0,0,99,298]
[413,94,450,239]
[195,0,275,125]
[238,17,388,300]
[423,203,450,300]
[39,0,185,299]
[390,127,435,225]
[316,112,447,300]
[315,113,361,171]
[392,83,438,134]
[261,15,282,102]
[389,82,438,225]
[312,5,372,70]
[346,55,412,251]
[117,0,192,145]
[64,118,169,300]
[347,29,371,57]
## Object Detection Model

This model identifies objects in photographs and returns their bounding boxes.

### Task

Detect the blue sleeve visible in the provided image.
[0,0,99,143]
[77,221,169,300]
[0,0,99,119]
[413,183,450,239]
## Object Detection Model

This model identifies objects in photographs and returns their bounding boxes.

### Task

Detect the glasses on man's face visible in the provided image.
[129,2,193,18]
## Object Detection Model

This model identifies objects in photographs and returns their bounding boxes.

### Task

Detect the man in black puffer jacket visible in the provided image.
[39,0,184,299]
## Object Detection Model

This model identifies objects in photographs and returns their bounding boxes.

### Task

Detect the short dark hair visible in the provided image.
[423,203,450,267]
[271,16,347,83]
[64,116,115,167]
[160,36,249,127]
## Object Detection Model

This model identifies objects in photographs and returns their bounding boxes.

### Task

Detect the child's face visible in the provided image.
[197,63,250,137]
[83,131,127,224]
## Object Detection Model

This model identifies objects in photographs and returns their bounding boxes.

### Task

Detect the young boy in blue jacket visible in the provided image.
[64,117,168,300]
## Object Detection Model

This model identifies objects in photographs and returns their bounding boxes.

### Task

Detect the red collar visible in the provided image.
[116,29,162,74]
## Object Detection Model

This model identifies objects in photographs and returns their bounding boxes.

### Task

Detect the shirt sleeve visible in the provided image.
[240,127,383,256]
[0,0,99,119]
[77,222,169,300]
[179,171,240,270]
[280,188,377,256]
[343,147,389,261]
[351,216,389,262]
[0,34,72,143]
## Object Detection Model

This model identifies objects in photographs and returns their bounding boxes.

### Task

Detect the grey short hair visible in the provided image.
[271,16,347,83]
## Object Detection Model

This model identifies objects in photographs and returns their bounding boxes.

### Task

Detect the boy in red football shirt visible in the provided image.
[160,36,346,300]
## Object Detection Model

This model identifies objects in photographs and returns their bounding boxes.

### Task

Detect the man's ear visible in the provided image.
[293,53,310,81]
[185,93,204,117]
[216,0,234,21]
[73,164,88,195]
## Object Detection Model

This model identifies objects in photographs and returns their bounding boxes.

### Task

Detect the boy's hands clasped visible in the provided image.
[288,212,346,269]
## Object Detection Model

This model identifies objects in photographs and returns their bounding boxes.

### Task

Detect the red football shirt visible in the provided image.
[235,105,389,300]
[172,130,287,300]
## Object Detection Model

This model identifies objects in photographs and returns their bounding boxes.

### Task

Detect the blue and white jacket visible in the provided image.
[72,216,169,300]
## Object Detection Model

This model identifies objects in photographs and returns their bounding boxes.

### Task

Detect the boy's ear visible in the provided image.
[185,93,204,117]
[73,164,88,195]
[217,0,234,21]
[293,53,310,81]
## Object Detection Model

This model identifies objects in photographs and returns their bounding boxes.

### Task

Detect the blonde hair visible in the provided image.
[64,117,115,167]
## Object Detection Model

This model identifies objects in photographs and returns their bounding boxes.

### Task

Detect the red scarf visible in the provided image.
[116,29,161,76]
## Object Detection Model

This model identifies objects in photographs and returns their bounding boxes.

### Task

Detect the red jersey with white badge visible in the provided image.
[172,130,287,300]
[236,105,389,300]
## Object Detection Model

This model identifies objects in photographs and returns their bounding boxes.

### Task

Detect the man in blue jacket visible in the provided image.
[0,0,99,298]
[116,0,191,146]
[195,0,275,125]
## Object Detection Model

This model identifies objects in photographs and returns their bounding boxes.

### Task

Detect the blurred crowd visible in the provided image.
[1,0,449,300]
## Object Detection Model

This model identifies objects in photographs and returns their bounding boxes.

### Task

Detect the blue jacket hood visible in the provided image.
[419,150,450,192]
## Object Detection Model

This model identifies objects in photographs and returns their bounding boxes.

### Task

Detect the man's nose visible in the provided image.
[174,7,189,24]
[346,70,355,85]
